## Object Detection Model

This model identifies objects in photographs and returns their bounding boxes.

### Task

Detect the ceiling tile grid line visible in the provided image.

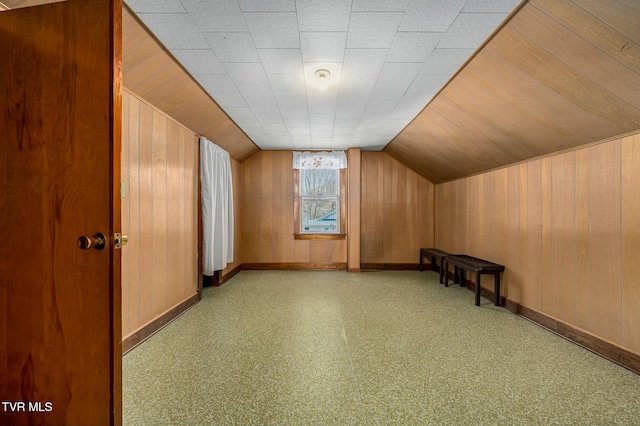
[127,0,521,151]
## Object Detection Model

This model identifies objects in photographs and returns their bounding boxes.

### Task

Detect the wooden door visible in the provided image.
[0,0,123,425]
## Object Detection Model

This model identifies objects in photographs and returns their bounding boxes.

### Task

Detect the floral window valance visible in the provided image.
[292,151,348,170]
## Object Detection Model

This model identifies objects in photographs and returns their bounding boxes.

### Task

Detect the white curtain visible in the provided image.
[200,137,233,275]
[292,151,347,169]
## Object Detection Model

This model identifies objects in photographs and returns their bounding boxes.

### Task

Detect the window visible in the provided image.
[292,151,347,239]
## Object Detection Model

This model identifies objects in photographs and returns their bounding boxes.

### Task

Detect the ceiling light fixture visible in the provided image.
[314,69,331,91]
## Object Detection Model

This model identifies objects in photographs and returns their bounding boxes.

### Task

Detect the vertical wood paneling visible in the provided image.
[506,165,521,301]
[360,152,435,264]
[524,160,542,311]
[588,141,622,343]
[621,134,640,353]
[575,149,590,329]
[127,95,141,331]
[137,101,154,326]
[151,110,168,317]
[121,90,199,338]
[548,152,577,322]
[166,121,181,306]
[466,176,480,256]
[540,157,553,314]
[434,132,640,356]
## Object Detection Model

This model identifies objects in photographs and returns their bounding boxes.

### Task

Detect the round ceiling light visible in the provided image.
[314,69,331,91]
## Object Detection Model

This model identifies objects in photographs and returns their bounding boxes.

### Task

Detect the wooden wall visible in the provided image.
[241,151,347,265]
[361,152,435,264]
[435,132,640,355]
[121,89,199,339]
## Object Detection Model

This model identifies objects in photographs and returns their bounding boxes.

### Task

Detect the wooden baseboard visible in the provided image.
[503,299,640,376]
[446,271,640,375]
[347,267,361,273]
[221,265,242,284]
[361,263,420,271]
[242,262,347,270]
[122,293,199,354]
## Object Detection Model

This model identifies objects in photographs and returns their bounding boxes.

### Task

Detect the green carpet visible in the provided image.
[123,270,640,425]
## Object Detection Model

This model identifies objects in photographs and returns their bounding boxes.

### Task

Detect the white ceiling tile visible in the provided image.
[309,114,335,124]
[333,127,357,136]
[407,74,449,94]
[268,74,306,93]
[396,92,431,109]
[342,49,388,75]
[244,13,300,48]
[288,127,312,136]
[280,108,309,119]
[336,107,365,118]
[346,12,404,48]
[238,0,296,12]
[127,0,186,13]
[367,62,422,104]
[223,63,269,84]
[137,14,209,49]
[195,74,237,94]
[255,113,285,125]
[390,108,422,120]
[285,117,311,128]
[274,92,307,109]
[247,101,281,113]
[296,0,352,32]
[300,32,348,62]
[399,0,466,32]
[259,49,303,74]
[420,48,475,74]
[351,0,410,12]
[172,49,226,74]
[438,13,508,48]
[386,32,441,62]
[224,107,257,120]
[364,101,395,114]
[334,117,361,128]
[181,0,247,32]
[233,117,263,128]
[310,122,334,132]
[204,33,260,62]
[462,0,521,13]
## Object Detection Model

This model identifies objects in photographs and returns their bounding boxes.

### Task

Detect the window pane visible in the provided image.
[301,169,338,197]
[302,199,338,232]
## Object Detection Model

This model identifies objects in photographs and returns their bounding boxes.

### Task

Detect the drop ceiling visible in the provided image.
[125,0,521,151]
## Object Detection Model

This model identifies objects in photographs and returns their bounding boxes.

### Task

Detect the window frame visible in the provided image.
[293,168,346,240]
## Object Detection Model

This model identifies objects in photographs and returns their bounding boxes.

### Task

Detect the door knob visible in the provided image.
[78,233,106,250]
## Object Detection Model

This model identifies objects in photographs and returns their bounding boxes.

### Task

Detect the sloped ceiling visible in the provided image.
[385,0,640,182]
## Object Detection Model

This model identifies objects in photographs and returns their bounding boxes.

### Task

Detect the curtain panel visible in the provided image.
[200,137,234,275]
[292,151,347,169]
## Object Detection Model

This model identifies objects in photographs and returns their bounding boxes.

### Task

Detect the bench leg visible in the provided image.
[475,271,481,306]
[440,260,446,285]
[459,269,466,288]
[419,252,424,271]
[494,273,501,306]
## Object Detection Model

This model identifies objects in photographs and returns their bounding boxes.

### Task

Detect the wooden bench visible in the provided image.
[418,248,450,284]
[443,255,505,307]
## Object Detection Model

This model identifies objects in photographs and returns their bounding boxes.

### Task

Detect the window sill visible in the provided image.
[294,233,346,241]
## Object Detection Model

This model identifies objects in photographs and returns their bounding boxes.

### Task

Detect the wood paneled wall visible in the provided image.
[435,132,640,355]
[241,151,346,265]
[121,89,199,339]
[361,152,435,264]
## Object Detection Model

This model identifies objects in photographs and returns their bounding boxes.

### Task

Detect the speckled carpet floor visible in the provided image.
[123,270,640,425]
